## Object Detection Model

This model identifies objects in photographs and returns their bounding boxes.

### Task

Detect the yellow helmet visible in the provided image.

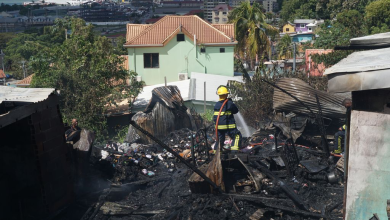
[217,86,229,95]
[342,125,346,130]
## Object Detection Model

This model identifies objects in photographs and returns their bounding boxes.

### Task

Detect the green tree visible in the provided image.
[0,33,15,49]
[311,10,368,68]
[365,0,390,34]
[229,1,278,69]
[280,0,318,22]
[30,18,144,139]
[277,34,294,59]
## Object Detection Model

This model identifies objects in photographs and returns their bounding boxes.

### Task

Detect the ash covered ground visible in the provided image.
[56,128,344,220]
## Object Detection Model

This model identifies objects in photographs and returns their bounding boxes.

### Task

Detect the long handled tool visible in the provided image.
[204,98,229,192]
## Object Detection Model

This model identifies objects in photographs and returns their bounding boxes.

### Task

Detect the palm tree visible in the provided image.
[229,1,278,69]
[277,34,294,59]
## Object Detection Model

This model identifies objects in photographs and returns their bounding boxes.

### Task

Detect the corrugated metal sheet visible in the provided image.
[350,32,390,47]
[273,78,346,118]
[125,16,235,46]
[324,48,390,93]
[324,48,390,75]
[145,85,186,112]
[0,87,55,104]
[131,85,195,144]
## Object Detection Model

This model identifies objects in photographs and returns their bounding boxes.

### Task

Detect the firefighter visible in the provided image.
[213,85,242,153]
[333,125,345,154]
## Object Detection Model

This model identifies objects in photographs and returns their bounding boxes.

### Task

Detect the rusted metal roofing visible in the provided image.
[16,74,35,85]
[273,78,346,118]
[126,24,151,42]
[212,24,235,39]
[145,85,187,113]
[125,15,236,46]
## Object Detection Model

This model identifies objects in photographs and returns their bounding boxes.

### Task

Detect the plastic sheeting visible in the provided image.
[273,78,346,119]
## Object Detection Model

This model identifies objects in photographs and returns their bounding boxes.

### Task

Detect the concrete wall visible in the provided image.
[346,110,390,219]
[128,34,235,85]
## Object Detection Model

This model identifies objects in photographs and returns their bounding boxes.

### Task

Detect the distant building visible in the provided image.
[294,19,324,34]
[124,15,237,85]
[262,0,278,13]
[229,0,256,8]
[160,1,203,8]
[212,4,232,24]
[80,4,127,22]
[305,49,333,76]
[282,22,295,34]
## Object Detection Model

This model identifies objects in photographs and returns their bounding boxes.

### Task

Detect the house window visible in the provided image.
[222,12,227,15]
[300,24,305,28]
[286,28,289,32]
[177,34,185,41]
[200,47,206,53]
[144,53,159,68]
[220,48,225,53]
[222,18,227,22]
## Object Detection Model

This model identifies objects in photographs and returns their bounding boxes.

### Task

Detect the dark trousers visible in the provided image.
[215,128,242,151]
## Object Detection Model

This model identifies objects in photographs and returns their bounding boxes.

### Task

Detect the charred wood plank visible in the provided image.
[113,176,171,187]
[157,179,172,198]
[229,194,326,218]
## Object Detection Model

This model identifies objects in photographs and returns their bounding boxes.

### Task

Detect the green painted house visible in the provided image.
[124,15,237,85]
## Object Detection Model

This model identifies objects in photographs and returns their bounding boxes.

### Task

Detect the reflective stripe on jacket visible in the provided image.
[213,98,238,130]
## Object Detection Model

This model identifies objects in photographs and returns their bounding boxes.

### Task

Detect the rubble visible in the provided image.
[76,120,344,220]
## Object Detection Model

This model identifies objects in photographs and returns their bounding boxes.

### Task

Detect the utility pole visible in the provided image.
[0,50,5,86]
[21,61,27,79]
[65,29,67,40]
[204,81,206,114]
[293,43,296,72]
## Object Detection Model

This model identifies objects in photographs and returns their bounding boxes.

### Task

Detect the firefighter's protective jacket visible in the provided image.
[213,98,239,130]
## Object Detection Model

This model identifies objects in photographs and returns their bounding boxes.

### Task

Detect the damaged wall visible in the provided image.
[0,93,73,220]
[127,86,201,144]
[346,110,390,220]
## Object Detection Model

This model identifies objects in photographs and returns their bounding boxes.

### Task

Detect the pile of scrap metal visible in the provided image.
[126,85,203,144]
[267,78,349,148]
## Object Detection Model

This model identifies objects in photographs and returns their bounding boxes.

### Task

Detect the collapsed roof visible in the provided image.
[273,78,346,119]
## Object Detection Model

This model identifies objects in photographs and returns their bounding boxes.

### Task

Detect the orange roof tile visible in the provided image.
[212,24,235,39]
[126,24,152,42]
[125,15,236,47]
[0,69,5,78]
[16,74,34,85]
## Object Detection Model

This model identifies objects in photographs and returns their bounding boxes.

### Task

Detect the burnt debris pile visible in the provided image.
[81,124,344,220]
[76,83,346,220]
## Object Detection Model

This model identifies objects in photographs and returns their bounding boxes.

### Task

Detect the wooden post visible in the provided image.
[204,81,206,113]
